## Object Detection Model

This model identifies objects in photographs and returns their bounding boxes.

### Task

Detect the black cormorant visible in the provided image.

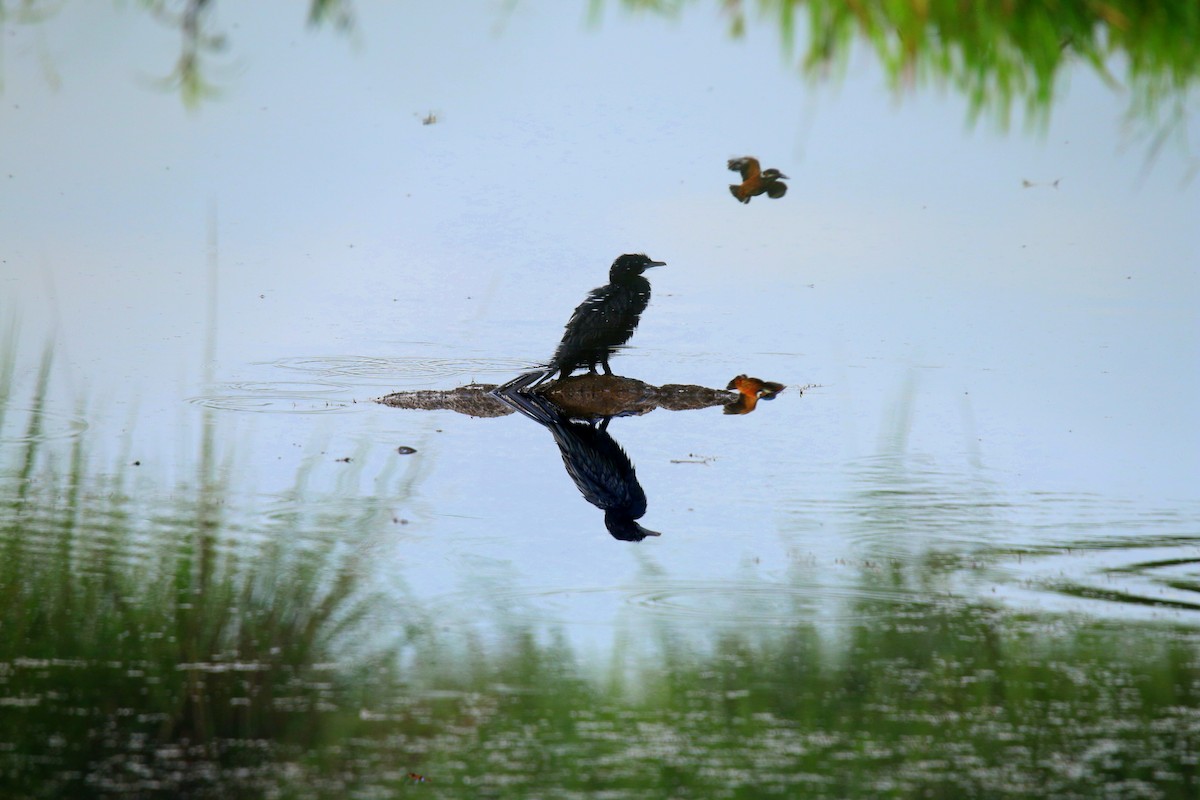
[538,253,666,384]
[728,156,788,203]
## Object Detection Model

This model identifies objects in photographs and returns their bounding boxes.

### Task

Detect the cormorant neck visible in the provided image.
[610,269,649,286]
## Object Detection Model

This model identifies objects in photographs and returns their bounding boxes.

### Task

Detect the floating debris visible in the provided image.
[671,453,715,465]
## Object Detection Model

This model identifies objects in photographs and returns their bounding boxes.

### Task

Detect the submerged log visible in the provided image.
[376,384,511,417]
[541,375,734,416]
[376,373,765,418]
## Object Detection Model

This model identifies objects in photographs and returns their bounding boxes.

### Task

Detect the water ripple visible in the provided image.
[836,455,1009,559]
[988,538,1200,621]
[431,579,925,627]
[0,405,89,444]
[268,354,533,382]
[185,380,358,415]
[625,580,921,624]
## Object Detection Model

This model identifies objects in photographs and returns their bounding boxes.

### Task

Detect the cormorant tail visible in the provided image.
[491,380,562,427]
[492,369,554,396]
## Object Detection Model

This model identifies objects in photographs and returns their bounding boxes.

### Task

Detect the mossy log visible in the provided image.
[376,374,743,419]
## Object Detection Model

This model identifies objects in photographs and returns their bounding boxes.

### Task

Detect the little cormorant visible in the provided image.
[538,253,666,384]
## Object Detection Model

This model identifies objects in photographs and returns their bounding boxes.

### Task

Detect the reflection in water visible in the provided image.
[535,253,666,386]
[494,378,659,541]
[727,156,789,203]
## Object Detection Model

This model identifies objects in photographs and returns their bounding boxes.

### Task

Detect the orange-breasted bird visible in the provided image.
[728,157,788,204]
[724,374,786,414]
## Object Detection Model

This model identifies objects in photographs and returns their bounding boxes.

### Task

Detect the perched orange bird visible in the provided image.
[727,157,788,204]
[724,374,786,415]
[728,375,785,398]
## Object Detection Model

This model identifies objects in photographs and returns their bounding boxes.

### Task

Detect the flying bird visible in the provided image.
[728,156,788,204]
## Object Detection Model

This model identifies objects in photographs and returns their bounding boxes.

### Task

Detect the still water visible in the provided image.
[2,1,1199,797]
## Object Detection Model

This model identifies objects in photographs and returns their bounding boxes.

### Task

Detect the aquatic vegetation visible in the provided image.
[0,357,407,796]
[6,0,1197,141]
[606,0,1200,131]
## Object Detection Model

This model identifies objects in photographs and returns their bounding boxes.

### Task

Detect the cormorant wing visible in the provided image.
[552,422,646,515]
[556,284,647,355]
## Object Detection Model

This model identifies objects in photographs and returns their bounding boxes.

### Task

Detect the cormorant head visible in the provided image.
[605,511,661,542]
[610,253,666,283]
[761,168,789,181]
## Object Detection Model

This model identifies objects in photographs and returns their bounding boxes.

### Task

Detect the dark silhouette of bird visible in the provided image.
[728,157,788,204]
[492,376,660,542]
[535,253,666,385]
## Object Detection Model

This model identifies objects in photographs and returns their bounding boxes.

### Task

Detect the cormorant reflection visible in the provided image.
[493,377,659,542]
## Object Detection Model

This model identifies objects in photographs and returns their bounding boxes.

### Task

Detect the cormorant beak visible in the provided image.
[624,526,661,541]
[606,515,662,541]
